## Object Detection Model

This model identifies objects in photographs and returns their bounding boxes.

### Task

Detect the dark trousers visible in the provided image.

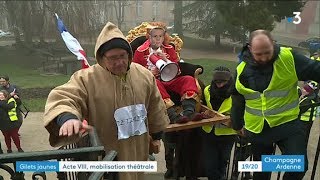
[0,141,3,153]
[202,130,235,180]
[302,120,314,148]
[174,128,206,178]
[247,120,307,180]
[232,136,253,179]
[1,128,21,150]
[163,132,177,171]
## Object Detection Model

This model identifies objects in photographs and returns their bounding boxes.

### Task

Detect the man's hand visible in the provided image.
[150,140,161,154]
[156,52,168,61]
[13,94,19,99]
[10,88,17,97]
[150,67,160,77]
[299,88,308,101]
[237,128,246,137]
[59,119,93,137]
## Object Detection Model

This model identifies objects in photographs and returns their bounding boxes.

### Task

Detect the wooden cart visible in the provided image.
[165,105,231,132]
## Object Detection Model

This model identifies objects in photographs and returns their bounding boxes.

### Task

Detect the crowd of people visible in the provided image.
[44,20,320,180]
[1,20,319,180]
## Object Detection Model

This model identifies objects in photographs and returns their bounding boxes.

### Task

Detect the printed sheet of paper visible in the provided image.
[114,104,147,140]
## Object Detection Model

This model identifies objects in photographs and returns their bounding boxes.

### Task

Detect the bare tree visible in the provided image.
[112,0,133,30]
[4,0,22,43]
[2,0,118,46]
[173,0,183,38]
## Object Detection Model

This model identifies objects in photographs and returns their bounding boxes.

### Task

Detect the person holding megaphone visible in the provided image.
[133,22,202,124]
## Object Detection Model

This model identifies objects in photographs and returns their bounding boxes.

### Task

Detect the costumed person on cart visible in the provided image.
[132,22,205,180]
[132,22,203,124]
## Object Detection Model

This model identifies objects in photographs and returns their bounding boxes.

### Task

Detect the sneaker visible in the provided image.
[244,172,253,179]
[148,154,155,161]
[18,148,24,152]
[7,149,12,153]
[175,115,189,124]
[190,113,203,121]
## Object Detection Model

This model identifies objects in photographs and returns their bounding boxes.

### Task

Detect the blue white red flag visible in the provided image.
[55,13,89,69]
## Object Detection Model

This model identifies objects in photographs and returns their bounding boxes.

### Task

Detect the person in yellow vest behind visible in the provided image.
[298,81,319,146]
[0,90,24,153]
[310,51,320,61]
[232,30,320,180]
[202,66,237,180]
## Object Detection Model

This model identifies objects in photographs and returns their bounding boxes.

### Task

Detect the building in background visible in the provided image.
[273,1,320,36]
[115,0,175,31]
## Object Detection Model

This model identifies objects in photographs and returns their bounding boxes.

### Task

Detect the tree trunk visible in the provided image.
[5,1,21,44]
[173,1,184,38]
[39,0,47,44]
[21,1,33,44]
[214,33,221,46]
[114,1,124,30]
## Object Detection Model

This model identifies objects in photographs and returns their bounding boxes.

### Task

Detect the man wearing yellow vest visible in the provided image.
[231,29,320,180]
[202,66,237,180]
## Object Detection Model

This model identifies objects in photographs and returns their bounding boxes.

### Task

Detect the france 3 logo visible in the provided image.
[286,12,302,24]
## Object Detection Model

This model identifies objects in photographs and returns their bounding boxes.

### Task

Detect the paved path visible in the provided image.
[0,113,319,179]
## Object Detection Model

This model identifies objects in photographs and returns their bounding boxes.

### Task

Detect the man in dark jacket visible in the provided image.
[202,66,236,180]
[232,30,320,180]
[0,75,20,99]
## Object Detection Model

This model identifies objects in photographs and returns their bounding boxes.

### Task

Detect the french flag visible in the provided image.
[55,13,90,69]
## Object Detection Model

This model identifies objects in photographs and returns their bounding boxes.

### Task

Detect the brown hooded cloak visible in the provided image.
[43,22,169,180]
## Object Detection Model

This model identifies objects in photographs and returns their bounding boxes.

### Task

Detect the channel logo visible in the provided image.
[287,12,302,24]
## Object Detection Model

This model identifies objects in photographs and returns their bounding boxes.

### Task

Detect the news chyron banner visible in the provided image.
[238,155,305,172]
[16,161,157,172]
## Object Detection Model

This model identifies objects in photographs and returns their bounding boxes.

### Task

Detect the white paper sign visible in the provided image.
[114,104,147,140]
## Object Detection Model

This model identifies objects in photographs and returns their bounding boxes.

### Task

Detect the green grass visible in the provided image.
[182,36,235,52]
[1,64,70,88]
[23,98,47,112]
[185,58,237,85]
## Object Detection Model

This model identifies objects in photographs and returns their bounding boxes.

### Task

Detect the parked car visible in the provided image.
[0,30,12,37]
[298,37,320,55]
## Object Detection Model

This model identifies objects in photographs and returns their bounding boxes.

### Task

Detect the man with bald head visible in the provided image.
[232,29,320,180]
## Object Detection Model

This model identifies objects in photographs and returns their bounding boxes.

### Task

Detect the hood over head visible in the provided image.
[304,80,318,93]
[210,66,233,100]
[212,66,232,83]
[94,22,133,64]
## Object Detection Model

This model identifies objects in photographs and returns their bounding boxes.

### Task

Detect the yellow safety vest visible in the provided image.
[299,97,316,121]
[8,98,18,121]
[311,56,320,61]
[202,85,237,135]
[235,47,300,134]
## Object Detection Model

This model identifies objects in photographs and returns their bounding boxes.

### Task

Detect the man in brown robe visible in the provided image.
[43,22,169,180]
